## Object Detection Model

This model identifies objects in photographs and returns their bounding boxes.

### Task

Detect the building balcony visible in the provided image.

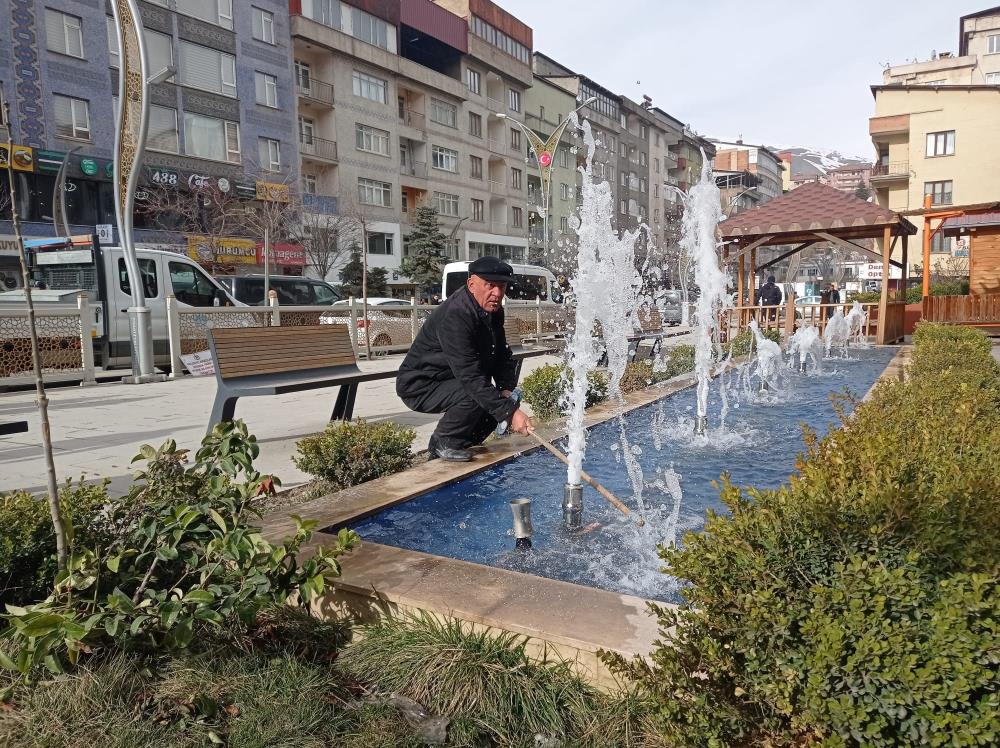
[488,179,504,193]
[400,161,428,180]
[870,161,909,182]
[400,109,426,130]
[869,114,910,139]
[299,135,338,164]
[662,151,678,167]
[490,220,508,234]
[664,175,679,187]
[302,193,338,214]
[487,139,507,157]
[487,96,504,114]
[296,78,334,108]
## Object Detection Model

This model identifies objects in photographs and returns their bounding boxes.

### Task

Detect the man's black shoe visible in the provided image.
[428,435,472,462]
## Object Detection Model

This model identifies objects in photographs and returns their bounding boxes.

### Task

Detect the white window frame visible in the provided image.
[173,0,233,30]
[467,68,481,94]
[469,112,482,137]
[986,72,1000,84]
[258,137,281,171]
[179,41,237,98]
[352,70,388,104]
[430,98,458,128]
[147,105,179,153]
[255,72,278,108]
[925,130,955,157]
[989,34,1000,55]
[431,145,458,172]
[433,191,460,217]
[508,88,521,113]
[510,127,521,150]
[183,111,241,163]
[252,7,275,44]
[471,198,484,222]
[560,183,570,200]
[298,116,315,144]
[295,60,312,90]
[302,174,317,195]
[510,167,522,189]
[511,206,523,228]
[358,178,392,207]
[46,9,84,59]
[470,155,483,180]
[924,180,953,206]
[53,95,91,141]
[356,123,391,156]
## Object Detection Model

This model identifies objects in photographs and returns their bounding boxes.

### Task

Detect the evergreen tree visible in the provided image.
[401,206,450,296]
[337,246,388,297]
[854,182,872,201]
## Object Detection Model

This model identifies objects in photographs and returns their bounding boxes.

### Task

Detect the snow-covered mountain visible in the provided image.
[772,146,871,178]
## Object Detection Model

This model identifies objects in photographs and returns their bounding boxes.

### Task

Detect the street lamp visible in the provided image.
[494,97,596,265]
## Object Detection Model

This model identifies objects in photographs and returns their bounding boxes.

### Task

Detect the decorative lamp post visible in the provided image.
[110,0,174,382]
[495,97,596,265]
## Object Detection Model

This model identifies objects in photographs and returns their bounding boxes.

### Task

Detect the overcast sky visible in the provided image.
[497,0,988,158]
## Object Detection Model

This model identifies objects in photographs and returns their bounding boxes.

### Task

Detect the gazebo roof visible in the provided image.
[719,181,917,246]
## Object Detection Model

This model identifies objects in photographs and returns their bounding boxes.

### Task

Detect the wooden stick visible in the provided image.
[529,432,644,525]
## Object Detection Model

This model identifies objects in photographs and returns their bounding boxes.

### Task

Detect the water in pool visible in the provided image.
[349,347,896,602]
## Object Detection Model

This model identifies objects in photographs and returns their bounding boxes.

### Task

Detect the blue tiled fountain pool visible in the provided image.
[349,347,897,602]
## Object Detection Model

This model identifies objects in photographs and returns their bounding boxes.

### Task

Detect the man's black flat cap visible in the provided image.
[469,256,513,283]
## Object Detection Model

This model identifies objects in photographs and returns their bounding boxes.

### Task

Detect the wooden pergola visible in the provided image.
[717,181,918,343]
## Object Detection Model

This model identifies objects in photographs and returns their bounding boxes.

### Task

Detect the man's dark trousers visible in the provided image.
[402,380,497,449]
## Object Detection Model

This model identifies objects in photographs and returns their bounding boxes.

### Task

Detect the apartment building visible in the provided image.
[522,74,580,271]
[882,7,1000,86]
[710,141,784,205]
[826,163,871,194]
[0,0,299,273]
[289,0,533,292]
[869,84,1000,265]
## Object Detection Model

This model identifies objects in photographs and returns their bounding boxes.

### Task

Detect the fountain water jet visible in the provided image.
[823,309,850,357]
[787,324,823,372]
[845,301,869,347]
[747,319,783,391]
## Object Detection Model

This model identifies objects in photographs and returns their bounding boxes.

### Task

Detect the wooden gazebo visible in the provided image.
[717,182,917,343]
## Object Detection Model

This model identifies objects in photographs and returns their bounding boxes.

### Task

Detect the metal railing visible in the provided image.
[298,135,338,162]
[296,78,334,106]
[0,294,96,384]
[871,161,909,178]
[400,160,427,178]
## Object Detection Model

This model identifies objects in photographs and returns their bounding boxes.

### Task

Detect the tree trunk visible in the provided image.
[4,104,67,570]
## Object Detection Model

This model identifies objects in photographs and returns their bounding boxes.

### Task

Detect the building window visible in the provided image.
[302,0,341,28]
[508,89,521,112]
[430,98,458,128]
[559,183,570,200]
[470,15,530,64]
[989,34,1000,54]
[179,41,237,97]
[258,138,281,171]
[470,155,483,179]
[620,199,627,214]
[295,60,312,89]
[401,190,408,213]
[619,112,627,128]
[148,105,179,153]
[252,7,275,44]
[640,152,647,166]
[924,180,953,205]
[184,112,240,163]
[931,232,949,253]
[640,178,647,193]
[987,72,1000,84]
[351,6,391,50]
[471,198,484,221]
[367,233,393,255]
[511,206,523,228]
[467,68,481,94]
[255,72,278,107]
[46,10,84,59]
[108,23,173,77]
[173,0,233,29]
[53,95,90,140]
[653,184,659,198]
[654,157,660,173]
[303,174,317,195]
[510,168,522,189]
[926,130,955,157]
[298,116,315,144]
[619,141,627,158]
[433,191,460,217]
[352,70,388,104]
[356,123,390,155]
[560,216,569,232]
[510,127,521,150]
[469,112,482,137]
[431,145,458,172]
[358,178,392,207]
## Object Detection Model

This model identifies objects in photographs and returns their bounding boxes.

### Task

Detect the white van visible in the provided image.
[441,261,560,302]
[0,235,240,368]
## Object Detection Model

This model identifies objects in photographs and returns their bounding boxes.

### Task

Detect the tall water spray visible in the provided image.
[845,301,869,347]
[563,120,641,497]
[823,308,850,356]
[747,319,783,389]
[787,324,823,372]
[678,156,728,434]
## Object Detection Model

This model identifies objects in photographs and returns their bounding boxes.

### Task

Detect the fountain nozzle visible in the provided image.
[799,360,807,373]
[562,484,583,530]
[694,415,709,436]
[510,498,534,549]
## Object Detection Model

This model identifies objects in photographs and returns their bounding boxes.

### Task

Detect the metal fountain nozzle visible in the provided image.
[562,483,583,530]
[694,415,709,436]
[510,498,534,549]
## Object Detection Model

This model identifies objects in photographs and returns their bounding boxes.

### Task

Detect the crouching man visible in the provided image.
[396,256,534,462]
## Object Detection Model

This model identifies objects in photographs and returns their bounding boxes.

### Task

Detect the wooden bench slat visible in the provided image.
[220,353,357,375]
[211,325,357,380]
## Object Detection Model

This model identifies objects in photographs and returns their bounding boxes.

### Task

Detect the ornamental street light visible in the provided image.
[495,97,596,265]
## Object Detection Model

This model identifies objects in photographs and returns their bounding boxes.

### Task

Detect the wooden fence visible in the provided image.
[921,293,1000,326]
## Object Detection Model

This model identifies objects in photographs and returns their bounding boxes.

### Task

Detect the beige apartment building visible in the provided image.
[290,0,533,293]
[869,85,1000,266]
[882,7,1000,86]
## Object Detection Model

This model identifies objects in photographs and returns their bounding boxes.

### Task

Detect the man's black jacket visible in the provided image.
[396,287,518,424]
[757,281,783,306]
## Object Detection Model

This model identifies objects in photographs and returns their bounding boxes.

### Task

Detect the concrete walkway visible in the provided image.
[0,353,563,496]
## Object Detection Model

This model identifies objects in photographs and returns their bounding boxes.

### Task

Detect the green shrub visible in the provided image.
[0,421,359,676]
[294,418,415,488]
[911,322,1000,384]
[520,364,609,420]
[724,328,781,358]
[619,361,656,394]
[603,325,1000,746]
[0,480,111,607]
[655,344,696,381]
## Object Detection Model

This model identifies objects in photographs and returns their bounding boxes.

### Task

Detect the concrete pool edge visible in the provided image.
[261,346,907,684]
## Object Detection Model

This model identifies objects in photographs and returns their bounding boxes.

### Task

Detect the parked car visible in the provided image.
[795,295,823,306]
[328,297,420,351]
[214,275,341,306]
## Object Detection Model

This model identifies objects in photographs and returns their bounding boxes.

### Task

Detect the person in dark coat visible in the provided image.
[756,274,783,320]
[396,256,535,462]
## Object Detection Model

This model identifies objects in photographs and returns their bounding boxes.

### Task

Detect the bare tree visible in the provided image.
[338,194,382,358]
[3,101,67,569]
[292,209,355,282]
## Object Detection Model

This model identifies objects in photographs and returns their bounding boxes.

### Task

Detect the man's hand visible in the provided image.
[501,389,513,398]
[510,408,535,436]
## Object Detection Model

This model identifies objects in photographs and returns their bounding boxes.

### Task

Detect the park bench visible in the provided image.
[206,324,398,435]
[503,317,561,378]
